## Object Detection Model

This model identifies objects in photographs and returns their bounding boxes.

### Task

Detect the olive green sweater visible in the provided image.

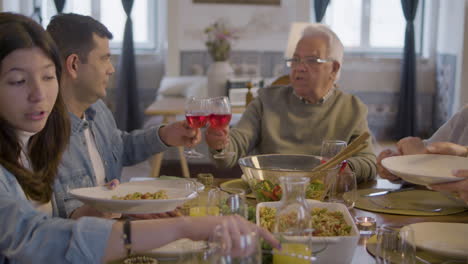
[210,86,377,183]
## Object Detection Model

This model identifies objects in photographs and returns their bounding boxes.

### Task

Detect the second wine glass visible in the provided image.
[208,96,235,159]
[184,97,209,158]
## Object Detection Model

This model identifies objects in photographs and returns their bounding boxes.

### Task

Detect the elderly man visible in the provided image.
[205,24,376,183]
[378,105,468,181]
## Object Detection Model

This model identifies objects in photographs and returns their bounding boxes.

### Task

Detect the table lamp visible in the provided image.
[284,22,315,59]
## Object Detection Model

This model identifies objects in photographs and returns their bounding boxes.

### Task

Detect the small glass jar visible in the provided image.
[355,216,377,235]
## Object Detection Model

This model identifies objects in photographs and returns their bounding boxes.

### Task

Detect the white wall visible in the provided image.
[437,0,466,113]
[459,0,468,110]
[166,0,310,76]
[168,0,436,96]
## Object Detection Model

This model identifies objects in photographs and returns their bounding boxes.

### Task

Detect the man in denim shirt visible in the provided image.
[47,14,201,218]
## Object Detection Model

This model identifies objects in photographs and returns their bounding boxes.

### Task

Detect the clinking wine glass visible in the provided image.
[184,97,209,158]
[208,96,235,159]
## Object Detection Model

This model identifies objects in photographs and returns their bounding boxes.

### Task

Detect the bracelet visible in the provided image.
[123,219,132,256]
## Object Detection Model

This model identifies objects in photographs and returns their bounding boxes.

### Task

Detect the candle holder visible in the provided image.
[355,216,376,235]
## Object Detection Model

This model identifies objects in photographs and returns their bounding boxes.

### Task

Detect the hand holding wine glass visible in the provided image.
[207,96,235,159]
[184,97,209,158]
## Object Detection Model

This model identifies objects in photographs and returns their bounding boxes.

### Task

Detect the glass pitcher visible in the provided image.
[273,176,314,264]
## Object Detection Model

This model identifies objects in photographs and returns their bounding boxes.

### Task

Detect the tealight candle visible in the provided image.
[355,216,376,235]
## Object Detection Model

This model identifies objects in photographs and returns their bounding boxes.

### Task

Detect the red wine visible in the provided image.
[209,114,231,129]
[186,114,208,128]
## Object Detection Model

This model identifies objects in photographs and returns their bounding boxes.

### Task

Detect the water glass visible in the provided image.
[328,171,357,209]
[218,187,248,218]
[320,139,347,162]
[207,224,261,264]
[375,225,416,264]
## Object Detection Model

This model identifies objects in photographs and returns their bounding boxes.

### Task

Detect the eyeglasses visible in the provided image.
[285,56,333,68]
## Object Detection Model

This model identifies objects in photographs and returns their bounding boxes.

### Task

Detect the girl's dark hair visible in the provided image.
[0,12,70,203]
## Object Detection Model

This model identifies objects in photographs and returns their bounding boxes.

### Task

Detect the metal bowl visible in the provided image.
[238,154,339,202]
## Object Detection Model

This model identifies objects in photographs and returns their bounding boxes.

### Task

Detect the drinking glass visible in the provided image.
[184,96,209,158]
[218,188,248,218]
[208,96,235,159]
[321,139,348,170]
[328,171,358,209]
[207,223,261,264]
[375,225,416,264]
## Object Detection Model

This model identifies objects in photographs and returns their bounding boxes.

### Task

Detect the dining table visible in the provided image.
[113,177,468,264]
[216,177,468,264]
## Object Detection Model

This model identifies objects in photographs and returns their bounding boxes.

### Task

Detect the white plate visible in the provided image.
[149,239,207,257]
[381,154,468,185]
[69,180,197,214]
[129,177,205,192]
[403,222,468,259]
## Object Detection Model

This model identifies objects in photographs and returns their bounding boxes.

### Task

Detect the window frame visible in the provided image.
[312,0,426,56]
[40,0,160,52]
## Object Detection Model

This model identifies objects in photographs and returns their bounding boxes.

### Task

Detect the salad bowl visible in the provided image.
[238,154,339,202]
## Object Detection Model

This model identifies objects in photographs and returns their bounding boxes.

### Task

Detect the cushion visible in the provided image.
[158,76,206,97]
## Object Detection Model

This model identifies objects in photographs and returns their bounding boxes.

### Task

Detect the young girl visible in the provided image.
[0,13,279,263]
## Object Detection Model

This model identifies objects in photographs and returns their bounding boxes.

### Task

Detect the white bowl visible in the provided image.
[381,154,468,186]
[256,200,359,264]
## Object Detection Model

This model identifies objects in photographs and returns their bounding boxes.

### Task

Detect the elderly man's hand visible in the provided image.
[431,169,468,203]
[159,120,201,148]
[426,142,468,157]
[396,137,426,155]
[377,149,401,181]
[205,126,230,150]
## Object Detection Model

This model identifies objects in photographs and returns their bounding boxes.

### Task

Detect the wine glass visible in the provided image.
[321,139,348,173]
[208,96,235,159]
[328,171,358,209]
[375,225,416,264]
[184,97,209,158]
[321,139,347,162]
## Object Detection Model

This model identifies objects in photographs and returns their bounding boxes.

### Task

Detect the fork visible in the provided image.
[368,198,443,213]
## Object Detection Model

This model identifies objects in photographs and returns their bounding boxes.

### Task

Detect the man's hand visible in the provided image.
[431,169,468,203]
[205,126,230,150]
[397,137,426,155]
[426,142,468,157]
[377,149,401,181]
[159,120,201,148]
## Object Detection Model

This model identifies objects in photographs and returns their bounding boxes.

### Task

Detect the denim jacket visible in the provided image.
[0,166,114,264]
[54,100,169,217]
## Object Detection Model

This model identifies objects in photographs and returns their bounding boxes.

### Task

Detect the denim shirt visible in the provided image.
[0,166,114,264]
[54,100,169,217]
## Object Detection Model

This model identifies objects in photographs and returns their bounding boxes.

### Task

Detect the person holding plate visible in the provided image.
[205,24,376,183]
[46,13,202,219]
[0,12,279,264]
[409,142,468,203]
[377,105,468,181]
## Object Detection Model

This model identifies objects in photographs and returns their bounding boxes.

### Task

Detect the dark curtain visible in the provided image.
[31,0,42,24]
[396,0,419,139]
[53,0,66,13]
[115,0,142,131]
[314,0,330,23]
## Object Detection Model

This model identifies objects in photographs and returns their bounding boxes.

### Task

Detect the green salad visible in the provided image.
[252,179,326,202]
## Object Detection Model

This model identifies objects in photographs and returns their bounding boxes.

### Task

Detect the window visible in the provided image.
[40,0,159,50]
[312,0,424,54]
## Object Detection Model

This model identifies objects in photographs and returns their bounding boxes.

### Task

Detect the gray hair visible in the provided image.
[301,24,344,81]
